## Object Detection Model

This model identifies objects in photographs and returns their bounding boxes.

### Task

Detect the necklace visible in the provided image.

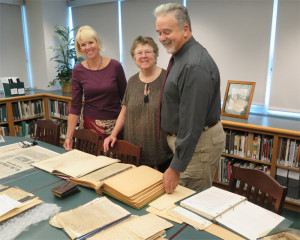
[87,56,103,71]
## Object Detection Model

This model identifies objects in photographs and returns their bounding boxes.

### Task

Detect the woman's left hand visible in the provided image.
[103,135,117,152]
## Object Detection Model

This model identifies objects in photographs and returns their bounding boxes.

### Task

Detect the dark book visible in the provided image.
[229,131,235,155]
[2,104,7,122]
[51,181,80,199]
[225,131,230,154]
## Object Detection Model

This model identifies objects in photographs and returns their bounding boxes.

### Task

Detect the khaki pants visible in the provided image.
[167,121,225,191]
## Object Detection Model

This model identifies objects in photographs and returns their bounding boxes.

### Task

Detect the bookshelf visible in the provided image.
[215,118,300,211]
[0,103,8,136]
[0,91,299,210]
[45,95,72,139]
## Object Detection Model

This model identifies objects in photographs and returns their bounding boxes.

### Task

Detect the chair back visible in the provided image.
[228,166,287,215]
[73,129,101,156]
[35,119,60,147]
[99,140,141,166]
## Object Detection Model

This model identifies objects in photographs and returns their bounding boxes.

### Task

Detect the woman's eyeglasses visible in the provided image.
[136,50,152,57]
[144,83,150,103]
[18,140,38,148]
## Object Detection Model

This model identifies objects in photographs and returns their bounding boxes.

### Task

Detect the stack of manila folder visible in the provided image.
[100,165,165,209]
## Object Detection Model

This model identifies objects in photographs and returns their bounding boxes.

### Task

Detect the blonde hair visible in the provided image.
[75,25,103,57]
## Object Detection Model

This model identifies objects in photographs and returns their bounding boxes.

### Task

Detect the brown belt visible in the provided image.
[167,132,177,137]
[167,121,219,136]
[203,121,219,131]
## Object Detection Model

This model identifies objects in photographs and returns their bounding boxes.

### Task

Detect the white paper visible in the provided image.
[180,187,245,220]
[276,168,288,177]
[168,206,212,230]
[215,201,284,240]
[10,88,18,95]
[0,195,21,216]
[288,170,300,180]
[0,144,59,179]
[18,88,25,94]
[0,135,4,143]
[149,185,195,211]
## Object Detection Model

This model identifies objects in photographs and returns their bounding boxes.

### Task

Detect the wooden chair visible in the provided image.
[99,140,141,166]
[73,128,101,156]
[228,166,287,215]
[35,119,60,147]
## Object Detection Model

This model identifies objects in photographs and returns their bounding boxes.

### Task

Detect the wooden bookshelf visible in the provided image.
[214,119,300,212]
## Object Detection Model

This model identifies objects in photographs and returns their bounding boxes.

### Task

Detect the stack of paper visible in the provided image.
[0,186,43,222]
[31,149,119,178]
[50,197,131,239]
[101,166,165,209]
[69,163,135,191]
[146,185,195,224]
[88,213,173,240]
[50,197,173,240]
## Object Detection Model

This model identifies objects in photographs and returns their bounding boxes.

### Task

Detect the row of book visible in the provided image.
[12,100,44,120]
[276,138,300,168]
[14,120,37,138]
[0,126,9,136]
[224,130,274,162]
[276,168,300,199]
[217,156,270,184]
[49,100,69,119]
[0,104,7,122]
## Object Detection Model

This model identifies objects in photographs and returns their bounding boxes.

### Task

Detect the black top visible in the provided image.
[161,36,221,172]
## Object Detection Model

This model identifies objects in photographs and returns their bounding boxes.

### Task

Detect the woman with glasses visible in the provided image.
[104,36,172,172]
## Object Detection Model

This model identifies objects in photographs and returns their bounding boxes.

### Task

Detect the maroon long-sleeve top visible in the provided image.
[69,59,127,120]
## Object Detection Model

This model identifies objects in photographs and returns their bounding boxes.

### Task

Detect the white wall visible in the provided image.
[2,0,299,113]
[188,0,273,106]
[0,3,28,87]
[270,0,300,113]
[72,1,119,63]
[122,0,182,78]
[25,0,68,90]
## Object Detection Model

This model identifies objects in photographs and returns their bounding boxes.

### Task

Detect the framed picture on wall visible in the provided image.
[221,80,256,119]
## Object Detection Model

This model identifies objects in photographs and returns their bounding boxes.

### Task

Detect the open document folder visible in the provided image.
[50,197,173,240]
[68,163,136,191]
[0,186,43,222]
[31,149,119,178]
[179,186,292,240]
[100,165,165,210]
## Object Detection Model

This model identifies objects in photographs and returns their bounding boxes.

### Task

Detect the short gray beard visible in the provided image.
[166,46,176,54]
[161,40,175,54]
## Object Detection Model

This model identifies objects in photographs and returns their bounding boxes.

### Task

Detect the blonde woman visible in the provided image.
[64,26,127,151]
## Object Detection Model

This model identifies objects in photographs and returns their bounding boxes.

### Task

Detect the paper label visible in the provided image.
[10,88,18,95]
[18,88,25,94]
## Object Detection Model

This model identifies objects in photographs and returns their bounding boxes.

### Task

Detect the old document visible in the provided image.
[32,149,119,178]
[89,213,173,240]
[149,185,195,211]
[69,163,135,191]
[0,144,59,179]
[52,197,130,240]
[0,186,43,222]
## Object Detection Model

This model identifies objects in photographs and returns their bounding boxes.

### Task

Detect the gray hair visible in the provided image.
[154,3,192,32]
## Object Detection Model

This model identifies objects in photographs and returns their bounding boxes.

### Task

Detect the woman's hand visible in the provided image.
[103,135,117,152]
[63,137,73,151]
